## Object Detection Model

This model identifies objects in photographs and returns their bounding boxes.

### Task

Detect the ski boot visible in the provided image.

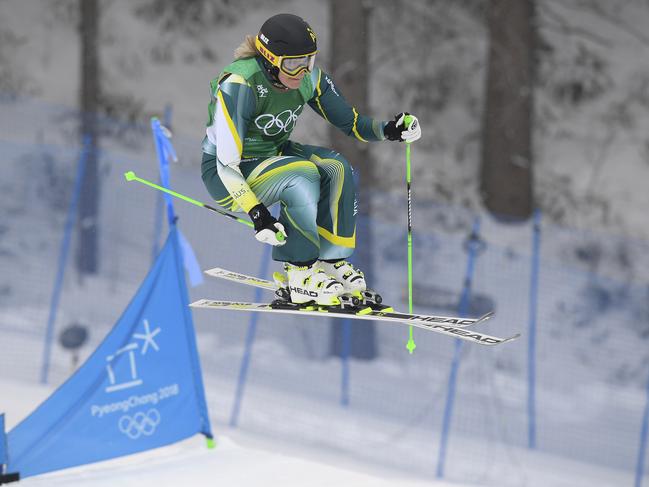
[317,260,393,312]
[271,263,365,313]
[282,263,344,307]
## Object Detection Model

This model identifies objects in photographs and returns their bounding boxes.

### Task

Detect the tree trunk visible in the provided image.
[328,0,377,360]
[77,0,100,275]
[481,0,535,220]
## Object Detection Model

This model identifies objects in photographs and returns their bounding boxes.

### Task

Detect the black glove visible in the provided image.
[249,203,273,231]
[248,203,287,246]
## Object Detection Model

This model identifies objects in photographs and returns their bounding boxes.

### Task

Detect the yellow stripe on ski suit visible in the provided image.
[213,86,260,213]
[314,70,329,122]
[215,159,319,212]
[249,160,319,192]
[351,107,368,142]
[216,90,242,155]
[317,226,356,248]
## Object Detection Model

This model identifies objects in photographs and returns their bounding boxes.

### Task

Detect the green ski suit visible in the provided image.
[201,56,386,262]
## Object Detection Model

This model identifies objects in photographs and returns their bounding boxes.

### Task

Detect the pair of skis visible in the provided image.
[123,172,519,347]
[190,268,520,346]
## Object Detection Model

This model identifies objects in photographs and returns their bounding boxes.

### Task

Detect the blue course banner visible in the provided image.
[7,227,212,478]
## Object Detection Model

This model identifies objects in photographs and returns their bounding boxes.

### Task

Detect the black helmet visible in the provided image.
[255,14,317,79]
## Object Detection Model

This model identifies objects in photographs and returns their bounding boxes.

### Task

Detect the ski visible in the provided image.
[190,299,519,346]
[204,267,492,328]
[205,267,279,291]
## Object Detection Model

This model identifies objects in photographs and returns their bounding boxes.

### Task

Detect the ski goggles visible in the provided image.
[256,36,317,78]
[278,54,316,78]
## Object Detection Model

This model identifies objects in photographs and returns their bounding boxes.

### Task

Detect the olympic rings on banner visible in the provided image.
[118,409,161,439]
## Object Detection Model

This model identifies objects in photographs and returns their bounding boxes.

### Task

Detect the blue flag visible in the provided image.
[7,227,212,478]
[151,118,203,287]
[151,118,178,225]
[178,228,203,287]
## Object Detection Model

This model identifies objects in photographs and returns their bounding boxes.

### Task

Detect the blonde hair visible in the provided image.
[234,35,258,59]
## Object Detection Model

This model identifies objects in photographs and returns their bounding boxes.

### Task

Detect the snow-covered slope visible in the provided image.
[3,376,643,487]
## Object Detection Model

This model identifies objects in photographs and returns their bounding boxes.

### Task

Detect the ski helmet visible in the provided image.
[255,14,317,79]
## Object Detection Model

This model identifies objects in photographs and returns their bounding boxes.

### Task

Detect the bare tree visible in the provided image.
[329,0,376,360]
[77,0,100,275]
[481,0,535,220]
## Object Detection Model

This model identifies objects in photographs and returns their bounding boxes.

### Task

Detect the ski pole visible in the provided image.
[124,171,285,242]
[404,115,416,354]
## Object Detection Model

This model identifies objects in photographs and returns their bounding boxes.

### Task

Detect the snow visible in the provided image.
[1,1,649,486]
[0,378,463,487]
[2,375,642,487]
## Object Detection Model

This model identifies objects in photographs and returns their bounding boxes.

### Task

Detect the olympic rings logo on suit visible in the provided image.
[254,105,302,136]
[118,409,161,439]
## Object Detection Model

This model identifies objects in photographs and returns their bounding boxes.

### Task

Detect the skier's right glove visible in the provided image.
[248,203,287,246]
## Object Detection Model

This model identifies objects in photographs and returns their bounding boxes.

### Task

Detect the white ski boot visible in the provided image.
[283,263,344,306]
[317,260,367,296]
[317,260,390,311]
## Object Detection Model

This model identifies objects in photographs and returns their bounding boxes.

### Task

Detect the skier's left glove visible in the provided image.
[248,203,287,246]
[384,113,422,143]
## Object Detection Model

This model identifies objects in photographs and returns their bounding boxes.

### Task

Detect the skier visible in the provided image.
[201,13,421,307]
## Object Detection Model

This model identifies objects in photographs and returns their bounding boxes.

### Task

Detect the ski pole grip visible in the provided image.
[276,231,285,242]
[403,114,414,130]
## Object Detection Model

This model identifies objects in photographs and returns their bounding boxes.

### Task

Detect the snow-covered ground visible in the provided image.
[0,382,451,487]
[3,375,644,487]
